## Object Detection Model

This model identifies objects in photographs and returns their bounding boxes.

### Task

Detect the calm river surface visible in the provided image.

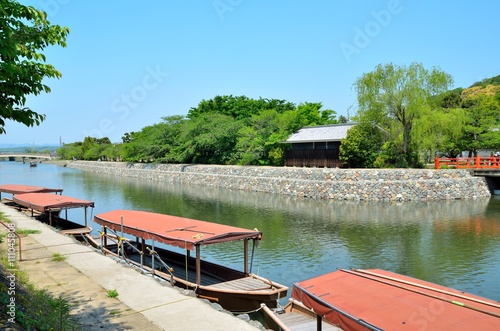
[2,161,500,303]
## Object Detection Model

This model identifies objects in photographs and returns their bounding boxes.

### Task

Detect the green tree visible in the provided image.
[434,88,463,109]
[83,143,105,160]
[122,116,186,162]
[79,136,112,160]
[416,107,467,159]
[459,88,500,155]
[355,62,453,167]
[0,0,69,133]
[57,142,83,160]
[471,74,500,87]
[319,108,339,124]
[175,113,242,164]
[339,123,383,168]
[236,109,281,165]
[187,95,295,121]
[101,143,121,161]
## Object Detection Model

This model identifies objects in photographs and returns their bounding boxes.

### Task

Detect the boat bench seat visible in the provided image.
[210,277,273,291]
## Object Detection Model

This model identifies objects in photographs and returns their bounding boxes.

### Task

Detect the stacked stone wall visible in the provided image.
[64,161,491,202]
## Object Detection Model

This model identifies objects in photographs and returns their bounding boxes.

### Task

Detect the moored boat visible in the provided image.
[88,209,289,313]
[0,183,63,196]
[0,184,63,205]
[263,268,500,331]
[11,192,94,235]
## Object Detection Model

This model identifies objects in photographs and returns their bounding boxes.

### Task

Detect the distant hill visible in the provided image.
[0,145,59,152]
[471,74,500,87]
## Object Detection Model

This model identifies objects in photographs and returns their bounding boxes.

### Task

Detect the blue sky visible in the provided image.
[3,0,500,145]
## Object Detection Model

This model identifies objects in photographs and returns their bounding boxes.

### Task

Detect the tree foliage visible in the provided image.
[339,123,383,168]
[459,88,500,155]
[0,0,69,133]
[121,116,186,162]
[175,113,242,164]
[57,69,500,169]
[58,95,341,164]
[471,74,500,87]
[187,95,295,121]
[354,62,453,167]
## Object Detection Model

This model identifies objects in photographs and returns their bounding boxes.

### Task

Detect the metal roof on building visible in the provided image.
[284,123,357,143]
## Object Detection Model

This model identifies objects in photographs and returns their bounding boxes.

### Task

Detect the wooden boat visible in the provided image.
[0,184,63,196]
[29,161,37,167]
[11,192,94,235]
[263,268,500,331]
[0,184,63,205]
[88,209,289,313]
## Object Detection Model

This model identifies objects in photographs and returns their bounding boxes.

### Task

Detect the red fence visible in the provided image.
[435,156,500,169]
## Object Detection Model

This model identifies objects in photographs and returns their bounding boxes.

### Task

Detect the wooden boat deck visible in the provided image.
[276,312,342,331]
[210,276,275,292]
[59,226,92,235]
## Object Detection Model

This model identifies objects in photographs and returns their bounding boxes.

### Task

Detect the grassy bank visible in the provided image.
[0,212,80,331]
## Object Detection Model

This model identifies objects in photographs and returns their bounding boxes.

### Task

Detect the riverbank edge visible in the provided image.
[61,161,491,202]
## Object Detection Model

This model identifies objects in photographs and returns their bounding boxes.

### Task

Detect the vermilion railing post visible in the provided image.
[435,157,439,169]
[475,155,480,168]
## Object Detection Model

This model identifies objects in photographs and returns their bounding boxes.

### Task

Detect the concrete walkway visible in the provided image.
[0,204,261,331]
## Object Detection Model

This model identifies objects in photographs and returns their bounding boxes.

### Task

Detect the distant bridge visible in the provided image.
[0,153,53,160]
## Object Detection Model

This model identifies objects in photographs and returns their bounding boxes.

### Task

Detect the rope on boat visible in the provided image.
[233,304,264,315]
[231,288,283,315]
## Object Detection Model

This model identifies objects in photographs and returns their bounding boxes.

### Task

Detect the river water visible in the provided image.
[2,161,500,303]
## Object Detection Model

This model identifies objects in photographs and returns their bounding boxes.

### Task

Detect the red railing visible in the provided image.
[435,156,500,169]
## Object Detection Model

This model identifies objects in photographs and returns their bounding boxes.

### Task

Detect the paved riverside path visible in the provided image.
[0,204,261,331]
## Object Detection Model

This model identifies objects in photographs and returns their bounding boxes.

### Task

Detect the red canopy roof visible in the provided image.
[94,209,262,251]
[0,184,63,195]
[13,193,94,213]
[292,269,500,331]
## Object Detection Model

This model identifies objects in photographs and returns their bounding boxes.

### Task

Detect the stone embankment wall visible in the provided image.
[65,161,491,202]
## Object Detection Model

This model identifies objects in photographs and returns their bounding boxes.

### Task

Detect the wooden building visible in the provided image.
[283,123,356,168]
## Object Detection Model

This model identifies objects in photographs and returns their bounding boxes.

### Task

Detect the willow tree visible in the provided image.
[0,0,69,134]
[355,62,453,167]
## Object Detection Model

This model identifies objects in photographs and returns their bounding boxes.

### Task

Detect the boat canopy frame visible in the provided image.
[12,192,94,227]
[93,209,263,285]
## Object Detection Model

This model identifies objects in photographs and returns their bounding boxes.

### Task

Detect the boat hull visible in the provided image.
[197,274,286,312]
[85,235,288,312]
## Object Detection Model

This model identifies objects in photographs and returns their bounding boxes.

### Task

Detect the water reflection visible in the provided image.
[2,161,499,301]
